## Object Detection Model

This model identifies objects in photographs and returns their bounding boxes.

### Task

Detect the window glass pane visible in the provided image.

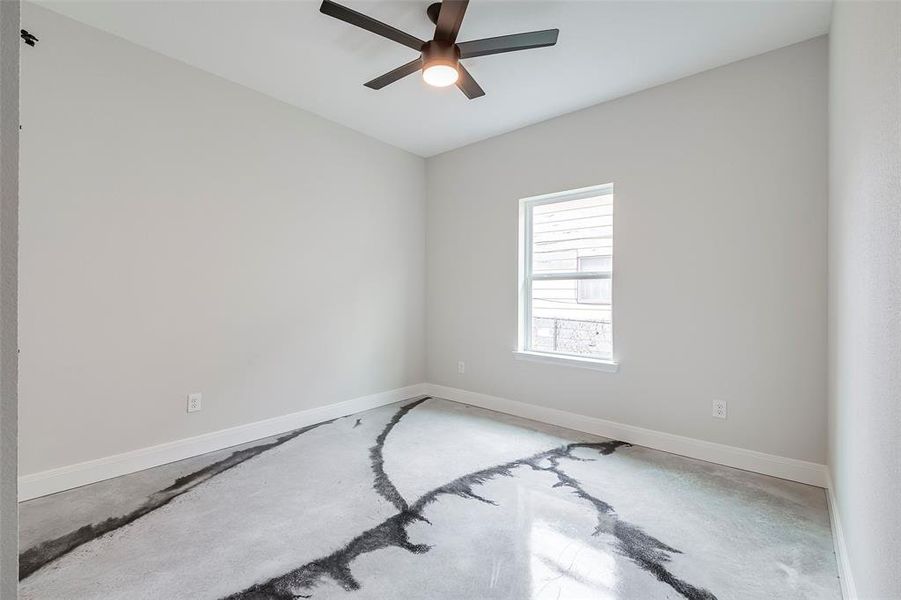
[578,255,611,273]
[530,278,612,358]
[576,277,611,305]
[531,194,613,274]
[576,256,612,304]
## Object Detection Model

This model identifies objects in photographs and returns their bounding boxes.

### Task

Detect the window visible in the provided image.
[518,184,614,365]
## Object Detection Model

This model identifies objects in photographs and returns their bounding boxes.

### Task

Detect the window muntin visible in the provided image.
[520,185,613,361]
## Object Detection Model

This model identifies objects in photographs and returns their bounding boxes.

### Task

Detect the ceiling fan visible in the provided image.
[319,0,559,99]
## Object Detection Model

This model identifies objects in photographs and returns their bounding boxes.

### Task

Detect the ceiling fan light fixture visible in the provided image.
[420,40,460,88]
[422,62,459,87]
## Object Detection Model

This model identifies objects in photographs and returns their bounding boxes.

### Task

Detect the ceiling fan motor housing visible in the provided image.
[421,40,460,70]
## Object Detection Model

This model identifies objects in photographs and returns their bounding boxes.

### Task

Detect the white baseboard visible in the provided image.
[19,381,828,498]
[425,383,829,488]
[18,383,428,501]
[825,472,858,600]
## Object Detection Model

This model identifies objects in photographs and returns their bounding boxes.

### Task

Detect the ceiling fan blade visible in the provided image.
[320,0,425,51]
[457,29,559,59]
[434,0,469,44]
[364,58,423,90]
[456,64,485,99]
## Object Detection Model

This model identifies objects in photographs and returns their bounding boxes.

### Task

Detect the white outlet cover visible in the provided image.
[712,400,727,419]
[187,392,202,413]
[457,361,465,374]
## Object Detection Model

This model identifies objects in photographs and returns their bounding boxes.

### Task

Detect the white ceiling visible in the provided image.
[37,0,832,156]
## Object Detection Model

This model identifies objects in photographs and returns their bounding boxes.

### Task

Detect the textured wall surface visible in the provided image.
[828,2,901,598]
[427,38,828,463]
[18,5,426,475]
[0,0,20,596]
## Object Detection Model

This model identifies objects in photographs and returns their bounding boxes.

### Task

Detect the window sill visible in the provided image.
[512,350,619,373]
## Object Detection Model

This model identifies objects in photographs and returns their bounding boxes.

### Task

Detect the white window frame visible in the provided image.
[515,183,618,372]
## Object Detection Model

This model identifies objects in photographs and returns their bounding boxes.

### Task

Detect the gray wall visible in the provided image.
[18,5,426,475]
[426,37,828,463]
[0,1,20,596]
[828,3,901,598]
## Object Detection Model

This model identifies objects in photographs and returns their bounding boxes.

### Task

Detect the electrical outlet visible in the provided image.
[712,399,727,420]
[457,361,465,374]
[187,392,202,413]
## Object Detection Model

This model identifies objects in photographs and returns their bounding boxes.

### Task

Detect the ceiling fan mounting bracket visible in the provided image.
[427,2,442,26]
